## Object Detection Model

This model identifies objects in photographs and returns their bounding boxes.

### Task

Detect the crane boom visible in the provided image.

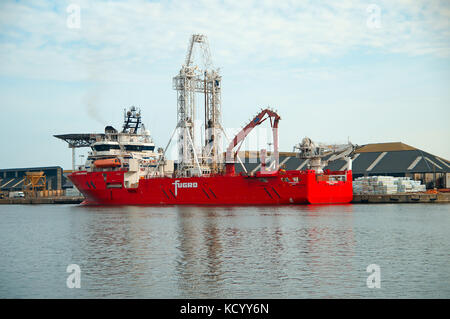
[185,34,213,70]
[225,108,280,175]
[293,137,355,172]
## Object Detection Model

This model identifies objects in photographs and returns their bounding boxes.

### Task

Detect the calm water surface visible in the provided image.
[0,203,449,298]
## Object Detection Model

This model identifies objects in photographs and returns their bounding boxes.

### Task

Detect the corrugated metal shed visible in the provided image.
[349,142,450,175]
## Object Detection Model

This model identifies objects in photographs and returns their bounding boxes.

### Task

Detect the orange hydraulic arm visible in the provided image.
[225,109,281,175]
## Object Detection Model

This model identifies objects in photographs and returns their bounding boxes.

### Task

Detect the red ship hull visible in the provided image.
[68,170,353,205]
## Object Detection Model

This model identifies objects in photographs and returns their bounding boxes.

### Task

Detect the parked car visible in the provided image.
[9,191,25,198]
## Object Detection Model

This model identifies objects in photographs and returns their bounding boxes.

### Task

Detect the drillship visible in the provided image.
[68,35,353,205]
[68,106,353,205]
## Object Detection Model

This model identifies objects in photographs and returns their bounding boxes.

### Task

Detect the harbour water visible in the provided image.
[0,204,449,298]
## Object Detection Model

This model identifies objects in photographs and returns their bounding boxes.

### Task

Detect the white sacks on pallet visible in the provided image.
[353,176,426,195]
[395,177,426,193]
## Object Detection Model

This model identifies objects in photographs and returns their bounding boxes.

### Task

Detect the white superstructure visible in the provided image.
[82,106,173,182]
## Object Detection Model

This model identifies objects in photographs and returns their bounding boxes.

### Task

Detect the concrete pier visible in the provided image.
[0,196,84,205]
[1,194,448,205]
[352,193,450,204]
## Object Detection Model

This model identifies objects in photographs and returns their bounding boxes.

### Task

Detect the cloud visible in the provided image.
[0,0,449,84]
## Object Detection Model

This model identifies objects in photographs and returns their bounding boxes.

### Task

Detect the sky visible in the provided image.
[0,0,449,169]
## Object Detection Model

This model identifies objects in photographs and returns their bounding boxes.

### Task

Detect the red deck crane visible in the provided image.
[225,108,281,175]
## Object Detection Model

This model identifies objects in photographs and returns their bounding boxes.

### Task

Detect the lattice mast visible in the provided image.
[173,34,222,176]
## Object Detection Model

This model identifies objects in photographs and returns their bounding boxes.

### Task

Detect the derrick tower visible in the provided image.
[173,34,222,176]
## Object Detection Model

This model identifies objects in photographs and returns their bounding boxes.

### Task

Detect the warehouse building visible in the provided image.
[328,142,449,188]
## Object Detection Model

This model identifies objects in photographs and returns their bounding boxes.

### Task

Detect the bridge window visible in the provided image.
[124,145,155,152]
[93,144,120,152]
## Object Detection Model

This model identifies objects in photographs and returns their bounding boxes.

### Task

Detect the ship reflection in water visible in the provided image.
[173,205,357,298]
[0,204,449,298]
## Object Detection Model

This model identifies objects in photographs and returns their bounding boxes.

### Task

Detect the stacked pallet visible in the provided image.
[353,176,426,195]
[395,177,426,193]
